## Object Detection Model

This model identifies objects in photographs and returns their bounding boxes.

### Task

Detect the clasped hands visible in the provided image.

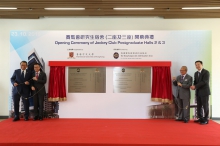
[190,85,195,90]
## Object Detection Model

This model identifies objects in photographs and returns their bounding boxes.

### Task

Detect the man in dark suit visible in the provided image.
[173,66,192,123]
[31,63,47,121]
[11,61,32,121]
[190,60,210,125]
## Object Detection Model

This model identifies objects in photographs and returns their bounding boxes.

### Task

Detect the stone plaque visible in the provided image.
[68,67,106,93]
[113,67,151,93]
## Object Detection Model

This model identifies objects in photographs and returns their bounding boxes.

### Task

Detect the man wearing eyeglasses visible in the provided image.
[31,63,47,121]
[173,66,192,123]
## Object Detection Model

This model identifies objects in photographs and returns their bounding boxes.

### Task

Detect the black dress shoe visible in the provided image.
[39,116,43,121]
[194,119,201,123]
[176,119,183,121]
[33,116,38,121]
[184,119,189,123]
[13,117,20,122]
[200,120,209,125]
[24,118,29,121]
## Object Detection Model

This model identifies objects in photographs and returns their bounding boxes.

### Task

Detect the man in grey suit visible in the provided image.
[190,60,210,125]
[31,63,47,121]
[173,66,192,123]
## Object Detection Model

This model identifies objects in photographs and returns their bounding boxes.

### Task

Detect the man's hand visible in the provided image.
[33,77,38,81]
[31,86,35,91]
[172,77,176,81]
[24,81,29,85]
[177,82,182,87]
[190,86,195,90]
[14,83,18,86]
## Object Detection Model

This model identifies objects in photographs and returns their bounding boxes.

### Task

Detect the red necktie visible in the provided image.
[36,72,39,79]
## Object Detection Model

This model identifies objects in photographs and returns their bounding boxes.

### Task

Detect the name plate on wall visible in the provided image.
[68,67,106,93]
[113,67,151,93]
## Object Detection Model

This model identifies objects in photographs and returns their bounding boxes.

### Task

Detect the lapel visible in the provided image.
[20,69,25,80]
[35,71,42,79]
[198,69,204,81]
[184,74,188,81]
[178,75,182,82]
[19,69,22,76]
[182,74,188,82]
[195,71,199,82]
[38,71,42,78]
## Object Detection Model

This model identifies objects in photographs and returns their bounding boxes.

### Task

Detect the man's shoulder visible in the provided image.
[177,75,181,77]
[40,71,47,76]
[186,74,192,78]
[14,69,20,72]
[202,68,209,72]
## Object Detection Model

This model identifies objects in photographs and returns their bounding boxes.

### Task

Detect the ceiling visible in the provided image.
[1,0,220,19]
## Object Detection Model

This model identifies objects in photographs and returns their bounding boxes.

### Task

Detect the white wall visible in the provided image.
[0,17,220,118]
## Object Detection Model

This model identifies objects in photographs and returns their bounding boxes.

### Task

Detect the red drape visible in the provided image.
[48,66,67,101]
[151,66,173,103]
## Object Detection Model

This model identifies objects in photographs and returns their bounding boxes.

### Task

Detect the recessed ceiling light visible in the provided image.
[182,7,220,10]
[44,8,85,10]
[113,8,154,10]
[0,7,17,10]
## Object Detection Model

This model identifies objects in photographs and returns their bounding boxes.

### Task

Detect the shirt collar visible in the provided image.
[198,68,203,73]
[21,69,26,73]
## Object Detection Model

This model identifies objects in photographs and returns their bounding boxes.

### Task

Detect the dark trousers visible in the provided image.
[197,95,209,121]
[33,93,44,117]
[13,93,29,118]
[177,96,190,120]
[173,96,179,117]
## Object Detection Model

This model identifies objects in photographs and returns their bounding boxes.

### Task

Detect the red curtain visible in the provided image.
[151,67,172,103]
[48,66,67,101]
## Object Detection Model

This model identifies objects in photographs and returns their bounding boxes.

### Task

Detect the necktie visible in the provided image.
[36,72,39,79]
[181,75,184,82]
[198,72,200,78]
[21,70,24,78]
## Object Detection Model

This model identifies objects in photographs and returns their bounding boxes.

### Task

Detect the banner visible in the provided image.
[9,30,211,119]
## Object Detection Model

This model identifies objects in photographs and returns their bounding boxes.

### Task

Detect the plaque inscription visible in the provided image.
[68,67,106,93]
[113,67,151,93]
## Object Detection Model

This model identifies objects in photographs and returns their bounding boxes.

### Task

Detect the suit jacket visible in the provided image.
[10,69,32,96]
[173,74,192,99]
[194,68,211,97]
[31,71,47,96]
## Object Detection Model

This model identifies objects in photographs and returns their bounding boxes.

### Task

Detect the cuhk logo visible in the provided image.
[113,52,119,59]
